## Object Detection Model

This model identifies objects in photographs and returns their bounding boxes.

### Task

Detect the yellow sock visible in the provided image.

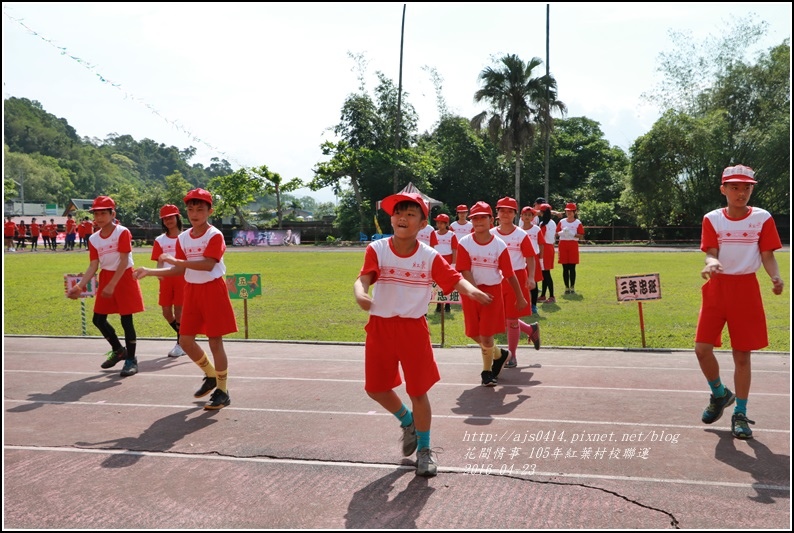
[481,346,492,371]
[196,352,216,378]
[216,370,228,393]
[492,345,501,361]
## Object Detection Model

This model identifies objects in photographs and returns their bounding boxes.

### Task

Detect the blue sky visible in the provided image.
[3,2,791,203]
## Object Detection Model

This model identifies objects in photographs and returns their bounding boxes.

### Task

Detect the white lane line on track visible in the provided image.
[4,445,789,492]
[3,399,790,434]
[3,369,790,396]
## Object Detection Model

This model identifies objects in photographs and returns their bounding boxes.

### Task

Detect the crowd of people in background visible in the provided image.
[4,214,97,252]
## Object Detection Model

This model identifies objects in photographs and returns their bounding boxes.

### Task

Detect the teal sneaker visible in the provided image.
[731,413,755,439]
[119,358,138,377]
[701,388,735,424]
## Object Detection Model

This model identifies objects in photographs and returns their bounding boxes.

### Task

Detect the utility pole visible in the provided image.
[393,4,406,193]
[544,4,551,200]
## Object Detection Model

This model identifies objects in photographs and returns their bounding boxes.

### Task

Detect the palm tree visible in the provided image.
[472,54,566,207]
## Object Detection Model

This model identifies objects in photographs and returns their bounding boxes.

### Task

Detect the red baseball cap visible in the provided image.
[88,196,116,211]
[159,204,181,219]
[721,164,757,184]
[434,213,450,223]
[456,204,469,213]
[468,201,493,219]
[565,202,577,211]
[380,193,429,217]
[495,197,518,211]
[538,203,552,212]
[521,206,537,215]
[183,188,213,206]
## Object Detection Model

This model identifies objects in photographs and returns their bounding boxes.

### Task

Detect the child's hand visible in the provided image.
[771,276,784,295]
[471,289,493,306]
[160,253,175,265]
[133,267,148,280]
[701,258,723,279]
[66,284,83,299]
[355,293,372,311]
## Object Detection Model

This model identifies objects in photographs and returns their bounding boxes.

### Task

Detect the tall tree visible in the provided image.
[471,54,565,208]
[255,165,304,229]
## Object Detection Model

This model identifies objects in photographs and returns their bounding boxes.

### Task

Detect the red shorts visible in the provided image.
[558,240,579,265]
[502,269,531,319]
[180,277,238,338]
[364,315,440,397]
[541,243,555,270]
[696,274,767,351]
[94,268,145,316]
[462,284,505,338]
[158,275,186,307]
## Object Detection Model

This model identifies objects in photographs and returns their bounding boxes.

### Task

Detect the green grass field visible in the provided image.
[2,247,790,351]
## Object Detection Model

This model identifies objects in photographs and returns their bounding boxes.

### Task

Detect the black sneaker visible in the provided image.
[731,413,755,439]
[480,370,497,387]
[204,389,230,410]
[491,348,510,379]
[119,358,138,377]
[528,322,541,351]
[194,376,217,398]
[100,347,127,369]
[701,388,735,424]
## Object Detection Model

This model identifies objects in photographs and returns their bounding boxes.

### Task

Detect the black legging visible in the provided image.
[541,270,554,299]
[562,264,577,289]
[93,313,137,359]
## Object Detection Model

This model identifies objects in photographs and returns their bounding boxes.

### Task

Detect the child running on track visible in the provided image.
[354,192,492,477]
[136,188,238,410]
[151,204,188,358]
[695,164,784,439]
[456,201,528,386]
[67,196,144,377]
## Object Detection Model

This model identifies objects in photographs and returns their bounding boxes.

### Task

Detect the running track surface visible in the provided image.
[3,336,790,529]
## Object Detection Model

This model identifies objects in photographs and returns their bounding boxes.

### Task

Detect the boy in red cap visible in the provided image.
[492,198,540,368]
[557,202,585,294]
[136,188,238,410]
[67,195,145,377]
[432,213,457,313]
[696,164,784,439]
[456,201,528,386]
[151,204,187,358]
[354,192,492,477]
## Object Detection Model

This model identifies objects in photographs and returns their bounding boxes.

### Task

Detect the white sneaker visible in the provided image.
[168,343,186,358]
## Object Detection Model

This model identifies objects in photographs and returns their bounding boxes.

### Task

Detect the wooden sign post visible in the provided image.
[615,273,662,348]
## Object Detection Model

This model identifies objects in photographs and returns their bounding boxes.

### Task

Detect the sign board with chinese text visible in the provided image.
[63,273,98,298]
[429,281,461,305]
[225,273,262,300]
[615,273,661,302]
